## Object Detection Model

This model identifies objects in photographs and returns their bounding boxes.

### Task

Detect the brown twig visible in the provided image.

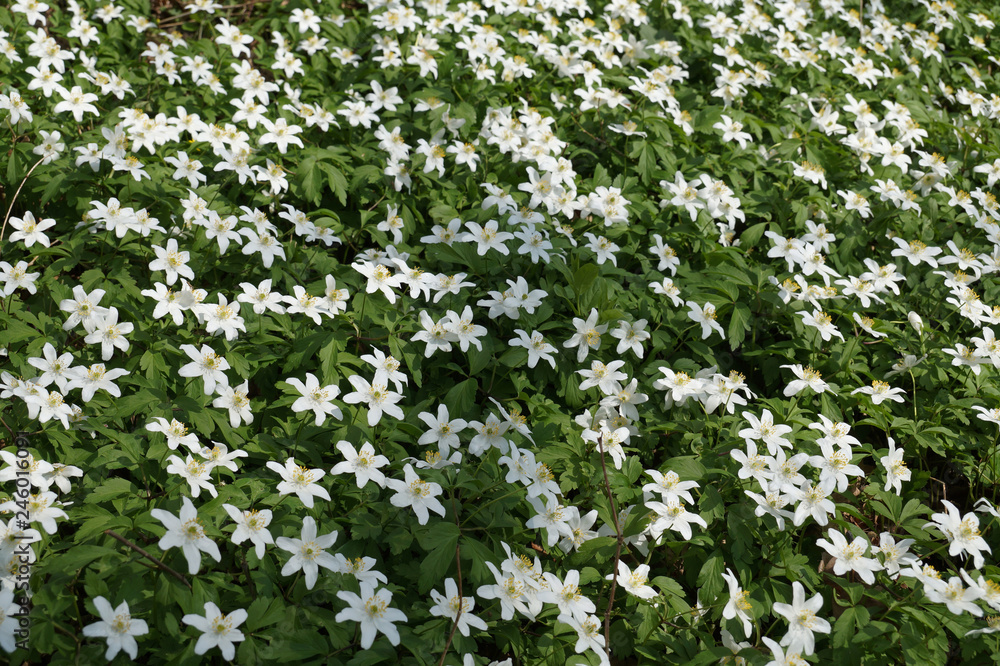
[438,496,464,666]
[52,622,81,643]
[0,156,46,260]
[104,529,192,589]
[597,434,623,660]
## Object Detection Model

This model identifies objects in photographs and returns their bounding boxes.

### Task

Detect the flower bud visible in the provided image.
[907,311,923,334]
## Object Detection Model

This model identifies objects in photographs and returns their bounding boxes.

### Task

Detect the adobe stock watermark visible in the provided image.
[11,432,33,650]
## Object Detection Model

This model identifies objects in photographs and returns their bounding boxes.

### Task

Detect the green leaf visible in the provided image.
[419,537,458,593]
[444,378,477,416]
[0,316,36,344]
[574,537,616,564]
[276,629,329,661]
[317,161,348,205]
[85,478,138,504]
[498,346,527,368]
[350,164,384,192]
[467,345,492,376]
[637,142,656,185]
[319,336,340,381]
[706,263,753,287]
[573,263,599,296]
[415,521,460,551]
[696,550,725,600]
[114,389,161,419]
[622,508,650,538]
[297,157,324,206]
[728,302,751,351]
[246,597,286,631]
[739,222,768,248]
[43,545,119,572]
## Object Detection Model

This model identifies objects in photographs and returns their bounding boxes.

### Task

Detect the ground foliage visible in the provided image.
[1,0,1000,663]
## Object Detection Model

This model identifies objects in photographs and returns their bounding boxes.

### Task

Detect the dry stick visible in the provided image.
[104,529,193,589]
[597,434,624,661]
[0,156,46,259]
[438,497,464,666]
[52,623,81,643]
[436,544,463,666]
[156,1,259,25]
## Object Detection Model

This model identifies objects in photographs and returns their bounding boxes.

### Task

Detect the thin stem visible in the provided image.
[460,488,523,526]
[437,496,464,666]
[104,530,192,589]
[52,622,81,644]
[597,433,623,660]
[0,156,46,259]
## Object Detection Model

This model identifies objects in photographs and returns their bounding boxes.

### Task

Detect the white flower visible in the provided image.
[222,505,273,558]
[151,496,221,574]
[563,309,606,363]
[82,596,148,661]
[285,373,342,425]
[642,469,698,505]
[83,307,134,361]
[508,329,557,369]
[927,500,992,569]
[442,306,486,351]
[166,455,217,498]
[8,211,56,248]
[525,495,574,547]
[335,583,407,649]
[851,380,906,405]
[237,279,286,314]
[148,238,194,286]
[738,409,793,456]
[797,308,843,342]
[687,301,724,339]
[791,481,836,527]
[181,602,247,660]
[353,260,404,303]
[771,581,830,656]
[714,114,752,148]
[761,635,805,666]
[342,375,404,426]
[721,568,753,637]
[178,344,230,395]
[577,360,627,395]
[265,458,330,508]
[417,405,467,456]
[879,438,911,495]
[213,381,253,427]
[780,364,829,396]
[924,576,984,616]
[837,189,871,218]
[609,561,657,599]
[386,464,445,525]
[816,529,882,585]
[360,348,408,392]
[276,516,339,589]
[809,440,864,493]
[59,286,109,331]
[330,441,389,488]
[610,319,650,358]
[411,311,458,357]
[259,117,303,153]
[146,417,199,452]
[429,578,487,636]
[539,569,596,622]
[874,532,918,578]
[646,499,708,542]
